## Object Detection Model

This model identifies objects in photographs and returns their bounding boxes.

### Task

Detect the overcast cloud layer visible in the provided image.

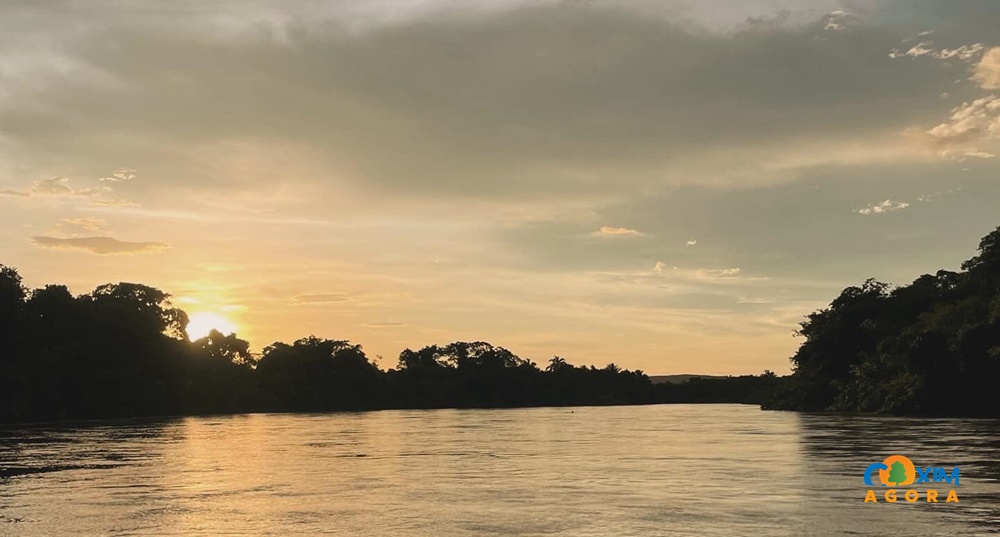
[2,0,999,373]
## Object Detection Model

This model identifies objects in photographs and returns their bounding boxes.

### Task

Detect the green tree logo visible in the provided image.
[887,461,908,486]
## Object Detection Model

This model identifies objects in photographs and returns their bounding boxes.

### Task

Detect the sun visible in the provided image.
[186,312,238,341]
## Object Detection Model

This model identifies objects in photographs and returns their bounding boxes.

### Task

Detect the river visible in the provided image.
[1,405,998,535]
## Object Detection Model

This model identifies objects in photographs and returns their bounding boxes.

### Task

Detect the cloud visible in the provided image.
[98,168,137,184]
[0,173,134,203]
[891,41,985,62]
[90,198,140,207]
[887,37,1000,159]
[686,239,698,246]
[937,44,987,62]
[0,1,977,210]
[916,187,961,202]
[359,322,406,328]
[957,150,997,159]
[923,95,1000,157]
[857,199,910,215]
[593,226,643,238]
[29,235,169,254]
[0,177,102,198]
[0,189,30,198]
[33,177,76,195]
[651,263,745,280]
[973,47,1000,89]
[821,10,857,33]
[737,297,773,304]
[57,217,106,232]
[289,293,350,305]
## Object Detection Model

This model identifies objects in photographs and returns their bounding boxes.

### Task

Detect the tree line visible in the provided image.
[767,225,1000,416]
[0,268,780,423]
[4,225,996,423]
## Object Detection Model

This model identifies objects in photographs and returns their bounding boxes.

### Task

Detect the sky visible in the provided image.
[2,0,1000,374]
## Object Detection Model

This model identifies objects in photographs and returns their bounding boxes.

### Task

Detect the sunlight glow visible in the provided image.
[187,312,238,341]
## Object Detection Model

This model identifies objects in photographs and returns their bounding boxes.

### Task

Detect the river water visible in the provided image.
[1,405,998,536]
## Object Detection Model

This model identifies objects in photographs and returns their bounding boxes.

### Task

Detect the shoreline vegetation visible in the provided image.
[1,225,998,424]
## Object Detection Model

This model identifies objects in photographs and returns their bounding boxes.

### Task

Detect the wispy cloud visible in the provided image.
[359,322,406,328]
[652,262,747,281]
[289,293,350,305]
[857,199,910,215]
[90,198,140,207]
[0,177,102,198]
[98,168,137,185]
[0,171,136,205]
[916,188,961,202]
[890,41,986,62]
[708,267,743,278]
[592,226,644,238]
[737,297,773,304]
[29,235,168,255]
[57,217,106,232]
[30,177,79,196]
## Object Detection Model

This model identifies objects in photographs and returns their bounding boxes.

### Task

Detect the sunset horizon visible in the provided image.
[3,1,1000,535]
[1,232,997,376]
[5,1,1000,375]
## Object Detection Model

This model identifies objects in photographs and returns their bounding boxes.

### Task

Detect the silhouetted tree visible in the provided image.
[256,336,385,411]
[771,225,1000,415]
[546,356,568,373]
[0,264,25,327]
[182,330,258,414]
[0,265,27,420]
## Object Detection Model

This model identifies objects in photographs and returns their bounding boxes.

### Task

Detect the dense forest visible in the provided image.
[0,266,776,423]
[769,225,1000,416]
[2,225,997,423]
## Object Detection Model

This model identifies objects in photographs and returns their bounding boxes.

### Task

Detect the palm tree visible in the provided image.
[546,356,568,373]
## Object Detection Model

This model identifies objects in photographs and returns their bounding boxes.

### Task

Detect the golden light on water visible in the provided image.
[187,312,239,341]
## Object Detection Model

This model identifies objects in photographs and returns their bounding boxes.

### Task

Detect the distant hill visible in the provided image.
[649,374,727,385]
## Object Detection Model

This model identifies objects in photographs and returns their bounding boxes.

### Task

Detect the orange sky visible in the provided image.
[2,0,1000,374]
